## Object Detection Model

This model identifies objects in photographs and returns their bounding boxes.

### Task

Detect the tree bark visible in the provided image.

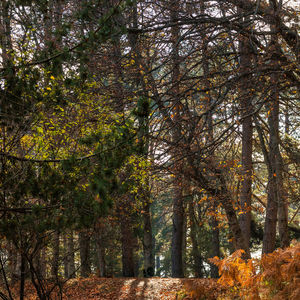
[94,226,106,277]
[0,0,12,63]
[188,201,203,277]
[20,254,26,300]
[279,106,291,249]
[143,200,154,277]
[0,0,15,130]
[51,231,60,279]
[262,105,280,254]
[62,232,75,279]
[155,256,161,277]
[7,241,18,283]
[120,214,135,277]
[262,83,289,252]
[169,0,184,279]
[277,157,289,248]
[209,214,220,278]
[33,246,46,281]
[263,3,289,252]
[238,11,253,254]
[63,234,69,279]
[79,229,91,277]
[171,176,184,277]
[40,248,47,279]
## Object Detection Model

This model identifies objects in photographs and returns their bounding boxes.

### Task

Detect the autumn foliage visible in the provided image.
[206,242,300,300]
[183,279,226,300]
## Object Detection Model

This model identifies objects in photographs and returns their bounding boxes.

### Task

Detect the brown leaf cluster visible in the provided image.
[183,278,226,300]
[206,242,300,300]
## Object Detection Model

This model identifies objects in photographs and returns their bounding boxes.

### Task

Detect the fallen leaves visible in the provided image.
[1,277,224,300]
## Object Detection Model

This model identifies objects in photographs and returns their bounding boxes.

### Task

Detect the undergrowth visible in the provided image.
[185,241,300,300]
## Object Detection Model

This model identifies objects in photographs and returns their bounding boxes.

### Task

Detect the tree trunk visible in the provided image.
[94,226,106,277]
[33,247,46,281]
[277,159,289,248]
[51,231,60,279]
[20,254,26,300]
[79,230,91,277]
[188,201,203,278]
[277,53,289,250]
[7,241,18,283]
[262,8,289,251]
[169,0,184,279]
[262,90,289,253]
[171,178,184,278]
[155,256,161,277]
[238,11,253,254]
[63,234,69,279]
[67,231,76,278]
[263,142,279,253]
[0,0,12,63]
[61,231,76,279]
[134,235,140,277]
[0,0,15,130]
[143,200,154,277]
[278,107,290,249]
[40,248,47,279]
[221,189,249,255]
[120,215,135,277]
[182,201,188,276]
[209,215,220,278]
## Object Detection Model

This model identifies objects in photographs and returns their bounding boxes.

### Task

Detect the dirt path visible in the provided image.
[3,277,224,299]
[65,277,185,299]
[62,277,222,300]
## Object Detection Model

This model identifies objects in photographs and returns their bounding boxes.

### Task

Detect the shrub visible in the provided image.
[208,242,300,299]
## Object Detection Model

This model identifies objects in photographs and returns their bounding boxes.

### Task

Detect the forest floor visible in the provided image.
[4,277,226,299]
